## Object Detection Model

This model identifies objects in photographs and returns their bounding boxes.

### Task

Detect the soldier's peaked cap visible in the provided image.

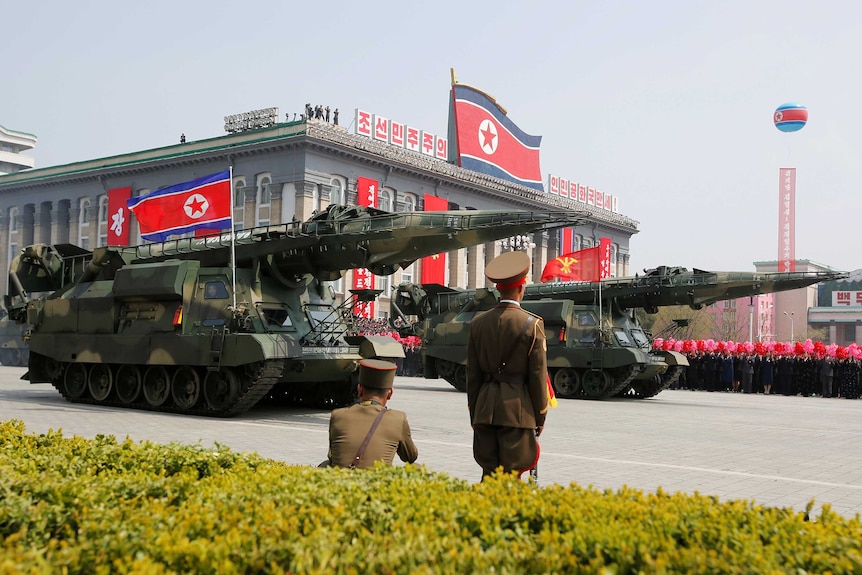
[359,358,397,389]
[485,251,530,287]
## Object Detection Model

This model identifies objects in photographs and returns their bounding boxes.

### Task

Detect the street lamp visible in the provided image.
[748,296,755,343]
[783,311,795,344]
[498,234,536,252]
[758,303,773,342]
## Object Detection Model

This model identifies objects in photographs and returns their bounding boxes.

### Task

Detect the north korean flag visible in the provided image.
[128,170,232,242]
[450,84,543,191]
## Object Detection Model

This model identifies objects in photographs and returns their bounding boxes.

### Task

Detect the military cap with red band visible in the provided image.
[485,251,530,290]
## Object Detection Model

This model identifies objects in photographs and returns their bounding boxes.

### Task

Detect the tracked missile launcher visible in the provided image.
[391,265,847,400]
[5,205,583,416]
[0,308,28,366]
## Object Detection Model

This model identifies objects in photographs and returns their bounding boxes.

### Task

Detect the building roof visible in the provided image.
[0,119,639,232]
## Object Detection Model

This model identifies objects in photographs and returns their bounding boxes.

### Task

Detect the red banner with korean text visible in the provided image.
[599,237,612,278]
[107,186,132,246]
[421,195,449,285]
[778,168,796,273]
[353,177,380,317]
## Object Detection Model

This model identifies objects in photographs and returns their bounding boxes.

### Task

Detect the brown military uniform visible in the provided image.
[327,401,418,468]
[467,251,549,476]
[325,358,418,469]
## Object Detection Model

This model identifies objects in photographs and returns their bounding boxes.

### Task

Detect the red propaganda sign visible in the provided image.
[599,237,612,278]
[421,195,449,284]
[107,186,132,246]
[356,177,378,208]
[353,176,380,317]
[778,168,796,273]
[352,267,375,318]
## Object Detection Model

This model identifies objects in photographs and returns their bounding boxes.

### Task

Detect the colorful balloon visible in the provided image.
[774,102,808,132]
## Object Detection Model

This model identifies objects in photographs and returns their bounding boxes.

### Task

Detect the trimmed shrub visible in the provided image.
[1,419,861,574]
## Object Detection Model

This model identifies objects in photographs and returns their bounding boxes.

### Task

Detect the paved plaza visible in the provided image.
[2,365,862,519]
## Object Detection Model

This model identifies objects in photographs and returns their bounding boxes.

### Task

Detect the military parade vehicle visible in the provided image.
[0,308,28,366]
[390,265,847,400]
[5,205,582,416]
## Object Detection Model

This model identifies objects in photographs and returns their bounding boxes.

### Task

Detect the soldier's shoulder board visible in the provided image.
[523,309,543,321]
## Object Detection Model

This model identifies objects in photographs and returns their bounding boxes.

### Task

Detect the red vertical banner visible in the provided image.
[421,194,449,284]
[107,186,132,246]
[561,228,574,254]
[599,237,612,278]
[356,177,378,208]
[353,177,380,317]
[778,168,796,273]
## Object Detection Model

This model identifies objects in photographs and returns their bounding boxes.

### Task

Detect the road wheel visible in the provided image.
[64,363,88,399]
[116,365,142,404]
[553,368,581,398]
[172,366,201,410]
[88,364,113,402]
[143,366,171,407]
[451,365,467,392]
[582,369,612,399]
[204,369,240,412]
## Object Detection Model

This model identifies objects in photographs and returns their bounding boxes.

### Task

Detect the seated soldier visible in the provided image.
[322,359,418,469]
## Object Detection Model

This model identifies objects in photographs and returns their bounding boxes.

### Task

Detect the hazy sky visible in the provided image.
[4,1,859,274]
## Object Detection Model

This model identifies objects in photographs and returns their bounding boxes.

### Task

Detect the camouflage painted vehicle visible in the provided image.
[391,265,846,400]
[5,205,581,416]
[0,309,28,366]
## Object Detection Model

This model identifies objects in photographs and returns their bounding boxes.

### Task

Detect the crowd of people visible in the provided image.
[655,338,862,398]
[349,316,423,377]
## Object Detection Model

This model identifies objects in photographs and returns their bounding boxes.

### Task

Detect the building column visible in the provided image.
[270,185,283,225]
[68,205,81,245]
[87,199,99,248]
[856,322,862,345]
[466,244,482,289]
[0,213,8,286]
[484,241,501,288]
[296,181,318,222]
[242,186,256,229]
[531,232,549,284]
[21,204,35,247]
[51,200,71,245]
[448,248,467,289]
[34,201,52,245]
[318,183,332,211]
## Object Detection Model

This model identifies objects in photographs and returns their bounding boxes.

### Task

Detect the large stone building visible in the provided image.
[0,124,37,175]
[0,118,639,317]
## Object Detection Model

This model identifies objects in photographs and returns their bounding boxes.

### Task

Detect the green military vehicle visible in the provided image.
[5,205,582,416]
[0,308,28,366]
[391,265,846,400]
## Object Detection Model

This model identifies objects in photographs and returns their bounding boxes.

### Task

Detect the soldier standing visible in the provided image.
[467,251,549,479]
[323,359,418,468]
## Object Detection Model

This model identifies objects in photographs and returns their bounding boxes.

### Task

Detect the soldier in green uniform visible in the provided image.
[324,359,419,469]
[467,251,549,478]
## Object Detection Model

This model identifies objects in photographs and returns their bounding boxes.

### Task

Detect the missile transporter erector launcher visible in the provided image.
[5,205,583,417]
[391,265,847,400]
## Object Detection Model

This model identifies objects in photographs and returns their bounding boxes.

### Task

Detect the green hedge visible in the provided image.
[1,419,861,574]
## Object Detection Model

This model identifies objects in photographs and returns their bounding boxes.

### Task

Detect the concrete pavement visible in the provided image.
[2,365,861,519]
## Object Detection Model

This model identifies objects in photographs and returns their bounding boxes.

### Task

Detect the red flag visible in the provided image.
[127,170,231,242]
[107,186,132,246]
[421,194,449,284]
[541,245,601,283]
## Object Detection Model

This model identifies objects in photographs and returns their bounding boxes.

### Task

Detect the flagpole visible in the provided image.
[229,166,237,311]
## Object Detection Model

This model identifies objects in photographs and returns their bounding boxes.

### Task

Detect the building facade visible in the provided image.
[703,259,849,344]
[0,124,37,175]
[0,118,639,318]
